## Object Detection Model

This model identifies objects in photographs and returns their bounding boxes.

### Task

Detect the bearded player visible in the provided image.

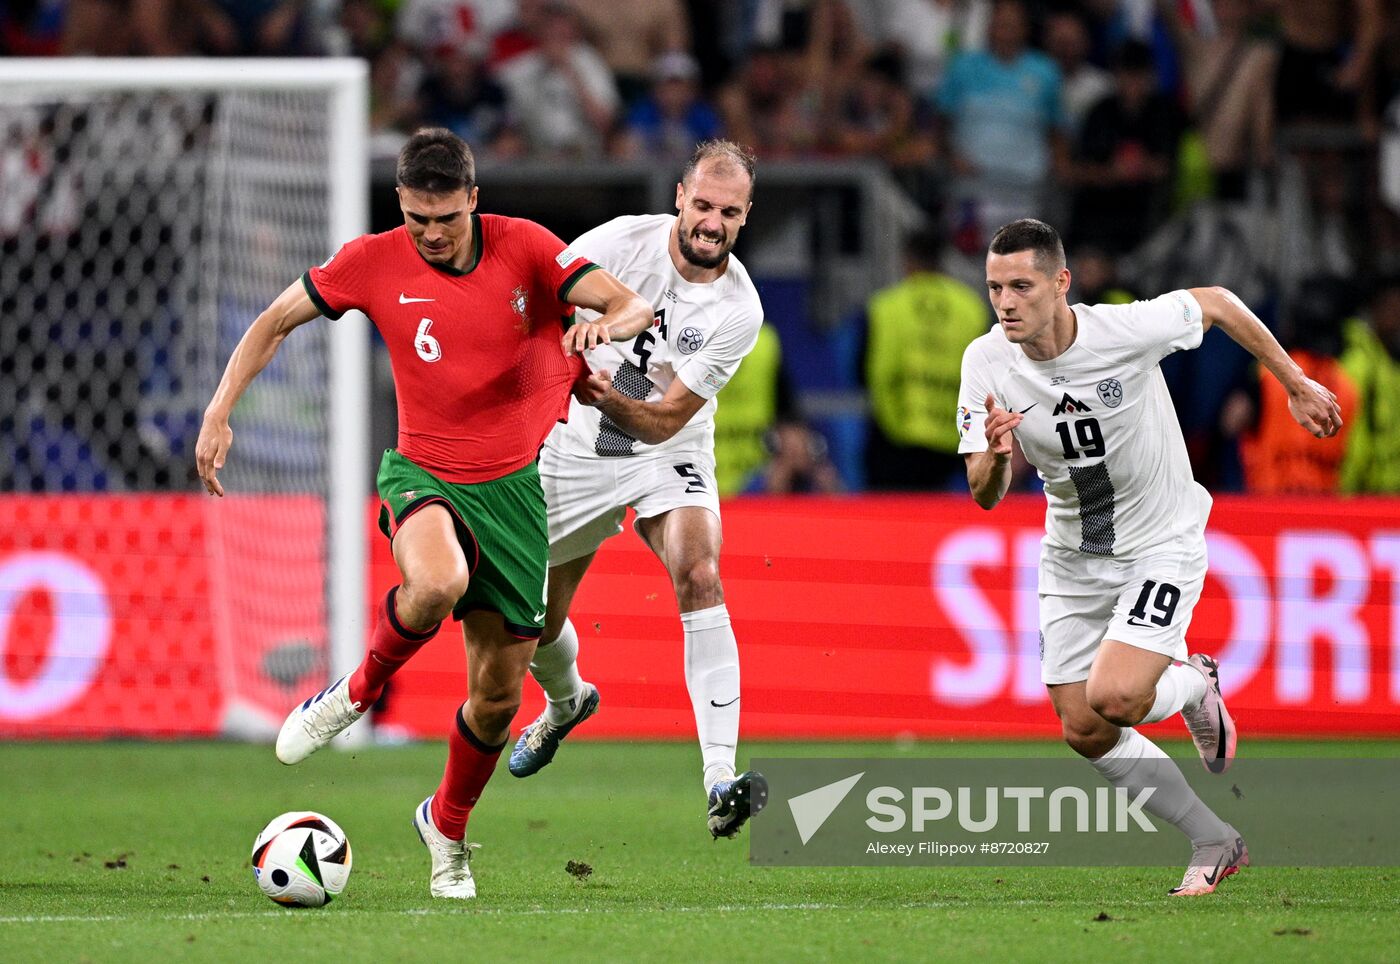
[958,219,1341,894]
[506,141,768,839]
[195,128,651,899]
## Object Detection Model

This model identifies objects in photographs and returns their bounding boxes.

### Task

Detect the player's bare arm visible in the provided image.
[561,268,652,355]
[196,280,322,496]
[576,371,708,445]
[1189,286,1343,439]
[965,392,1022,510]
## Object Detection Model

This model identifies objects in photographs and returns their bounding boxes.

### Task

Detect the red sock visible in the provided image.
[347,587,440,711]
[431,706,505,840]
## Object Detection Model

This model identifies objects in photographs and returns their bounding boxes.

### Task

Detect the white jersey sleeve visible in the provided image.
[1109,290,1205,368]
[956,335,1001,455]
[675,293,763,400]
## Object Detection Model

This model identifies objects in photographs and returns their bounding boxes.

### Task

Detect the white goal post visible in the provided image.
[0,59,370,742]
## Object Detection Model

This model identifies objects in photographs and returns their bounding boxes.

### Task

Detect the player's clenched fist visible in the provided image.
[562,321,612,355]
[573,369,613,406]
[195,415,232,497]
[983,392,1023,458]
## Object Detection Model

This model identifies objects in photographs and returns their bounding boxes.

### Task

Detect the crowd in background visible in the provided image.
[3,0,1400,495]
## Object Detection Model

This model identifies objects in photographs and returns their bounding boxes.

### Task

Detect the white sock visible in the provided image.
[681,604,740,793]
[1140,662,1209,724]
[1090,728,1231,845]
[530,618,586,726]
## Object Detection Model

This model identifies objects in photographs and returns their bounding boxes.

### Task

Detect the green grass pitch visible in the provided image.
[2,739,1396,963]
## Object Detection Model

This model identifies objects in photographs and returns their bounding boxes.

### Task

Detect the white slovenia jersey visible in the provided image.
[957,291,1213,557]
[548,214,763,458]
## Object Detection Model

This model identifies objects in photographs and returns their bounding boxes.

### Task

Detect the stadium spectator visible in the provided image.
[857,0,990,95]
[417,46,511,149]
[1272,0,1385,132]
[860,228,991,490]
[934,0,1066,252]
[1167,0,1278,202]
[613,51,722,164]
[756,421,844,494]
[1069,40,1183,251]
[195,0,312,56]
[1341,273,1400,492]
[718,43,822,159]
[1066,243,1135,305]
[1232,276,1357,493]
[1043,8,1113,144]
[830,51,936,167]
[62,0,195,54]
[495,1,621,159]
[395,0,515,61]
[568,0,691,105]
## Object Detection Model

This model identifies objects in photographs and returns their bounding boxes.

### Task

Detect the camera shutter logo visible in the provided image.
[1096,378,1123,409]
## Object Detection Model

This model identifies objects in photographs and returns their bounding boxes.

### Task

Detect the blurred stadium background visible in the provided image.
[3,1,1400,765]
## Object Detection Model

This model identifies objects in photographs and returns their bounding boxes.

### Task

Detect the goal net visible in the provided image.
[0,60,368,740]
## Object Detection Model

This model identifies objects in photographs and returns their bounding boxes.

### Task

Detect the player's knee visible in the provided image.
[403,567,469,622]
[673,558,723,608]
[1085,684,1146,728]
[470,691,521,735]
[1060,716,1117,758]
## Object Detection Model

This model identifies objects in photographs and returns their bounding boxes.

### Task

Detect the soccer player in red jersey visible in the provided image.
[195,128,652,899]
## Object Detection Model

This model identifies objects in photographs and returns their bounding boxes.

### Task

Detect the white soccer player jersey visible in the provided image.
[548,214,764,458]
[957,291,1213,558]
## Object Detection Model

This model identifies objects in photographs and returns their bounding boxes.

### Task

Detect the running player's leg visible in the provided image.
[1063,649,1245,895]
[507,552,602,777]
[532,552,597,726]
[637,505,736,790]
[418,611,533,898]
[637,504,765,837]
[277,503,468,764]
[351,504,469,709]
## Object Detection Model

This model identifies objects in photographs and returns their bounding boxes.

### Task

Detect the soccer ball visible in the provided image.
[251,811,352,907]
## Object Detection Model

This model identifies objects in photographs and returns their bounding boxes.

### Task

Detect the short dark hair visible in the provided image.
[396,127,475,194]
[988,218,1066,275]
[682,140,757,200]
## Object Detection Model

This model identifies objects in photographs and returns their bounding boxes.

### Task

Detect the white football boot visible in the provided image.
[1169,830,1249,896]
[1180,654,1237,774]
[275,675,365,765]
[413,796,477,899]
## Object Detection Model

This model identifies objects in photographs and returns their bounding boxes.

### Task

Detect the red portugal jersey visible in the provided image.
[303,214,599,482]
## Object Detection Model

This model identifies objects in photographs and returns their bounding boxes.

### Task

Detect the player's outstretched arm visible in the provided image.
[965,393,1021,510]
[196,280,322,496]
[575,371,708,445]
[1189,286,1343,439]
[561,268,652,355]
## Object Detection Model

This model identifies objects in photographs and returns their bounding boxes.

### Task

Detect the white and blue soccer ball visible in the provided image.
[251,811,352,907]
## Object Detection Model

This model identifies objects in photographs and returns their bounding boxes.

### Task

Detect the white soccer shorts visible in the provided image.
[539,442,722,566]
[1037,533,1208,685]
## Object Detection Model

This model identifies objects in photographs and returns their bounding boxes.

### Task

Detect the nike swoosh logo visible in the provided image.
[710,697,739,708]
[1209,713,1228,772]
[1019,403,1038,414]
[1202,839,1242,886]
[399,293,435,304]
[533,611,547,622]
[1126,617,1150,627]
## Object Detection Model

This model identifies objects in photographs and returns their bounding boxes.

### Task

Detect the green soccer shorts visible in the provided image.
[376,449,548,638]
